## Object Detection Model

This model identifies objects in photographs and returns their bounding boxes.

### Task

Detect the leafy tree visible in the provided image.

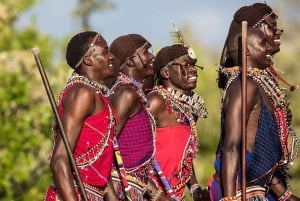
[0,1,56,200]
[72,0,116,30]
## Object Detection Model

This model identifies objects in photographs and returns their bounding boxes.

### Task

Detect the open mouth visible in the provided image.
[274,39,281,44]
[266,54,273,60]
[188,76,197,81]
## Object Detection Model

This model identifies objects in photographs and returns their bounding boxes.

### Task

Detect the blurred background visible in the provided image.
[1,0,300,200]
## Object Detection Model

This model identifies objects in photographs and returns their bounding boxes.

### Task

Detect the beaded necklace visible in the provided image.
[222,67,299,164]
[166,87,208,119]
[111,73,147,104]
[61,72,112,97]
[52,72,116,167]
[152,86,200,194]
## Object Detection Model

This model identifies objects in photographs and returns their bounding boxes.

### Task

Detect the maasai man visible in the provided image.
[209,3,300,201]
[44,31,116,201]
[208,4,300,200]
[106,34,173,201]
[146,43,209,201]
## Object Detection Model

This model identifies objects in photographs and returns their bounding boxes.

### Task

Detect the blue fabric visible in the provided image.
[214,102,281,186]
[247,103,282,185]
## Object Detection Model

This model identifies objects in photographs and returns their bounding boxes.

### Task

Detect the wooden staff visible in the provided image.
[241,21,248,201]
[31,48,88,201]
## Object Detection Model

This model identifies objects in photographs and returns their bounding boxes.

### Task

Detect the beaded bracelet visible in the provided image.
[278,189,292,201]
[220,196,237,201]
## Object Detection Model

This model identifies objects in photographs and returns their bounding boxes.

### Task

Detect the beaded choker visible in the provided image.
[166,87,208,118]
[111,73,147,104]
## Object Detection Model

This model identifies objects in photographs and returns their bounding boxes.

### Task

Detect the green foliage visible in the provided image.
[0,65,52,200]
[0,1,56,201]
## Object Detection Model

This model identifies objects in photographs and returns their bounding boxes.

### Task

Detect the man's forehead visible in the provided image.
[136,41,151,52]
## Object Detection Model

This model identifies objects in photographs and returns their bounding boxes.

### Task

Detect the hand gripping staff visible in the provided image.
[31,47,88,201]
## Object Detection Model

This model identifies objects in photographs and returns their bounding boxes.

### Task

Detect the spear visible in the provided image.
[31,47,88,201]
[241,21,248,201]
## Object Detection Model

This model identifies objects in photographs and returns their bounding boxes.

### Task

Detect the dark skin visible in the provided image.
[147,56,209,201]
[221,28,300,201]
[259,14,298,200]
[106,43,172,201]
[50,36,115,201]
[258,14,283,55]
[110,42,154,138]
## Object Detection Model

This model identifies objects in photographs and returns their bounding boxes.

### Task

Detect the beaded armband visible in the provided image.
[278,189,292,201]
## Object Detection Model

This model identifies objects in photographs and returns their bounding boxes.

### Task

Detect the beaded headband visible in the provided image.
[74,32,100,69]
[119,41,151,70]
[252,11,276,28]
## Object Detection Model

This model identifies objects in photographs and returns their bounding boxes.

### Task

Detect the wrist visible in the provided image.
[190,183,201,195]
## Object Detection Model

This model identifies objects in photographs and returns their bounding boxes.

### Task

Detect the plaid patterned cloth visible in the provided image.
[117,108,154,169]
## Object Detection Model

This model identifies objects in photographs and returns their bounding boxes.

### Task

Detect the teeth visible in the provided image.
[274,39,281,43]
[266,54,273,59]
[188,76,197,81]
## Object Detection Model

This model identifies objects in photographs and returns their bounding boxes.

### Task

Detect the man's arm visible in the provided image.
[221,78,258,197]
[110,85,140,138]
[50,86,96,201]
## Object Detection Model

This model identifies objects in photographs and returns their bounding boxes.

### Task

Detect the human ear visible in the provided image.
[82,54,93,66]
[160,67,169,79]
[125,57,135,67]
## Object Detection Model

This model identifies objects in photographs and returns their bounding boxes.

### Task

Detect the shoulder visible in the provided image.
[64,84,95,104]
[147,91,166,115]
[147,91,165,105]
[110,84,141,109]
[62,84,97,117]
[225,76,259,106]
[228,76,259,94]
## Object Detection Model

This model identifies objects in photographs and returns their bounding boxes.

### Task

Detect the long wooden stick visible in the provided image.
[31,47,88,201]
[241,21,248,201]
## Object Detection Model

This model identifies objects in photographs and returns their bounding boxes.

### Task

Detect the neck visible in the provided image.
[119,72,144,88]
[83,73,104,85]
[121,67,144,84]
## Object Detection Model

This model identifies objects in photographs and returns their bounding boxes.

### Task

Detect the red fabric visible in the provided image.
[154,125,191,198]
[44,185,105,201]
[56,85,114,187]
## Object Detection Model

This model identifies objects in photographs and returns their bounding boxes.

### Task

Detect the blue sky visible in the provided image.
[19,0,279,50]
